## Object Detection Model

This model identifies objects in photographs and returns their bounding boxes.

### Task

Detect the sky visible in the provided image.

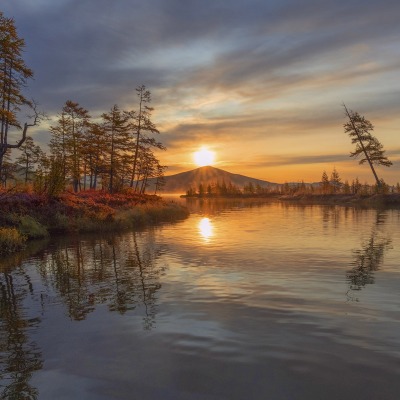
[3,0,400,184]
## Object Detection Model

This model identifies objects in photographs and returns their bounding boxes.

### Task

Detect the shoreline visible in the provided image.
[0,190,189,255]
[181,193,400,207]
[278,193,400,207]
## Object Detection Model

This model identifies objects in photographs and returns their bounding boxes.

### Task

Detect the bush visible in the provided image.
[0,228,27,255]
[18,215,49,239]
[49,212,70,231]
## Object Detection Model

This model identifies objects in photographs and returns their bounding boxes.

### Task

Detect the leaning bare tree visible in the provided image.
[343,104,392,188]
[0,12,41,186]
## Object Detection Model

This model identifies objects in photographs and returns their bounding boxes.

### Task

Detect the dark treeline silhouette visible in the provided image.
[5,88,166,195]
[0,12,165,195]
[318,168,395,195]
[43,89,166,195]
[185,168,399,198]
[2,90,166,195]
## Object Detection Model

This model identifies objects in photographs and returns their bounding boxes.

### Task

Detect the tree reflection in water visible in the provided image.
[0,230,164,398]
[37,230,165,328]
[0,265,43,400]
[346,211,392,301]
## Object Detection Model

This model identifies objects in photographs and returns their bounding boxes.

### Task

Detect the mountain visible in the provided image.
[149,166,278,194]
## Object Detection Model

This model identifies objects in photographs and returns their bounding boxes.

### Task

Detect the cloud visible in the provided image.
[247,153,352,168]
[2,0,400,178]
[160,108,344,149]
[5,1,400,108]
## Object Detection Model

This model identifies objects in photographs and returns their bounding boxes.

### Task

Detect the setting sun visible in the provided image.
[193,147,215,167]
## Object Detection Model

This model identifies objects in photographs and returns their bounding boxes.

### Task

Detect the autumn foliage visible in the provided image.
[0,189,187,239]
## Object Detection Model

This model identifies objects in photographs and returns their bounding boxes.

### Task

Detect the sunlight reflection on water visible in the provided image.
[198,217,213,241]
[1,200,400,400]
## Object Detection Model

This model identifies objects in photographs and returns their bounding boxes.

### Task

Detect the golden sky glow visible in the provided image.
[7,1,400,185]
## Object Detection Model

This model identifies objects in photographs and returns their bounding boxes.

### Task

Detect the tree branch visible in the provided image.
[5,99,46,149]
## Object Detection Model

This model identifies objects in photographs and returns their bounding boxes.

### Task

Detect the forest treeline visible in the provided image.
[0,11,165,195]
[1,88,166,196]
[185,168,400,198]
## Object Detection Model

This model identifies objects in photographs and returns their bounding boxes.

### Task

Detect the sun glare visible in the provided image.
[193,147,215,167]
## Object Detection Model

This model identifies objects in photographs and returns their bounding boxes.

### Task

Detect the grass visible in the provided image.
[114,201,190,229]
[0,190,189,253]
[0,227,27,255]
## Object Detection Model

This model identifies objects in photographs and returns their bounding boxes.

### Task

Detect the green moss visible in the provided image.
[18,215,49,239]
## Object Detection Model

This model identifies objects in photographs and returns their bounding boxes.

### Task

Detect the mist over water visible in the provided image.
[1,200,400,399]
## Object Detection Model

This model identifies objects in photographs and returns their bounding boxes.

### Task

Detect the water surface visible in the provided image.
[1,200,399,399]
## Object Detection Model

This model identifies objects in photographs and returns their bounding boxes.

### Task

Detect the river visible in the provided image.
[1,199,399,399]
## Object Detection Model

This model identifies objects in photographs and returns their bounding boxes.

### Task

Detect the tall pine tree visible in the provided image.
[0,12,40,183]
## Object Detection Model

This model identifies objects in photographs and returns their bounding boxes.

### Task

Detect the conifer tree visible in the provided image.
[49,112,69,181]
[321,171,330,194]
[82,123,107,189]
[198,183,205,197]
[330,167,341,193]
[130,86,162,188]
[49,101,90,192]
[0,12,41,183]
[135,147,152,193]
[220,180,228,196]
[0,149,15,187]
[344,104,392,187]
[154,164,167,195]
[351,177,362,194]
[16,136,43,183]
[343,180,351,194]
[101,105,130,193]
[65,101,91,192]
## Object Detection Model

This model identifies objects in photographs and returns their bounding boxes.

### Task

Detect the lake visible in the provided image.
[1,199,400,399]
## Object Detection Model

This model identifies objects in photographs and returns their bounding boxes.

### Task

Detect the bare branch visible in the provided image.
[26,99,48,127]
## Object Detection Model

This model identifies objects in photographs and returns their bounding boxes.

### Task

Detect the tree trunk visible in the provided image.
[344,104,381,186]
[130,94,143,189]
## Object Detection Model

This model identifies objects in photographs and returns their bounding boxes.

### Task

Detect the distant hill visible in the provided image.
[148,166,279,194]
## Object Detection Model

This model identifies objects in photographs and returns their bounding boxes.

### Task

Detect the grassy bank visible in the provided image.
[0,190,189,255]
